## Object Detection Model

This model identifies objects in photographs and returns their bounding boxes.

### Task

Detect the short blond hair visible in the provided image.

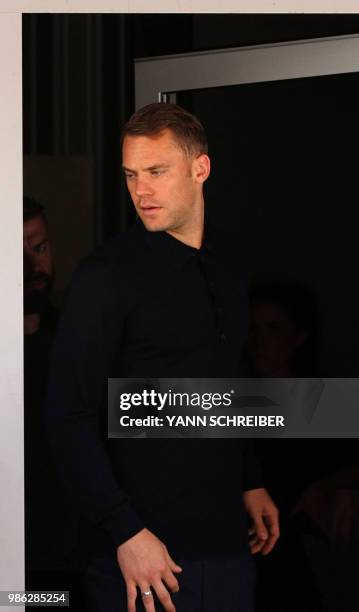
[122,102,208,158]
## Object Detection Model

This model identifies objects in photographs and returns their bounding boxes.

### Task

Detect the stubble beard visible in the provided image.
[23,273,54,314]
[139,207,187,234]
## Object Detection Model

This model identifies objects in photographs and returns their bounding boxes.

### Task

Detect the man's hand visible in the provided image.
[116,528,182,612]
[243,487,280,555]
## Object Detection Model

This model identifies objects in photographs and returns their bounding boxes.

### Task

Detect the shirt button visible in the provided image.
[216,306,223,315]
[209,280,215,289]
[219,332,227,342]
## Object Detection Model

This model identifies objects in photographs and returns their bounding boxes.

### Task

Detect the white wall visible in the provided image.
[0,9,24,603]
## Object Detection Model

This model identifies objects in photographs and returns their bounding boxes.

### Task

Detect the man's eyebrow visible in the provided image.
[146,164,169,171]
[23,232,47,243]
[122,164,169,173]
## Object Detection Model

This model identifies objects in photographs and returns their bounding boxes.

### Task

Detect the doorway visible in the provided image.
[135,36,359,375]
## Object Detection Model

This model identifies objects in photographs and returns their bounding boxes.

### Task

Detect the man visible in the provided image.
[23,197,55,333]
[24,198,83,610]
[46,104,279,612]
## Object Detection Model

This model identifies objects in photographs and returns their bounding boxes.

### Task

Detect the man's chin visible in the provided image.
[140,218,168,233]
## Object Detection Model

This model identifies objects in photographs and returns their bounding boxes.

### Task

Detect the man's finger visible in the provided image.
[252,516,269,542]
[249,536,266,554]
[261,514,280,555]
[126,582,137,612]
[163,568,180,593]
[152,579,176,612]
[261,532,279,555]
[138,584,156,612]
[248,525,267,554]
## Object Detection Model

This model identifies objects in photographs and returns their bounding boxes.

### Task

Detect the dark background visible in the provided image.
[23,14,359,376]
[23,13,359,239]
[23,15,359,611]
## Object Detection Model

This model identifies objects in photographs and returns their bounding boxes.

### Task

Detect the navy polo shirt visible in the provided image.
[46,221,262,559]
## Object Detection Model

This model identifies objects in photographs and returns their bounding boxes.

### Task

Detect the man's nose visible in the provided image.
[135,177,153,197]
[24,250,42,274]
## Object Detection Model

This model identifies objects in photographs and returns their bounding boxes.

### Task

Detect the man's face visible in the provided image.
[23,215,54,314]
[122,129,208,235]
[248,302,305,377]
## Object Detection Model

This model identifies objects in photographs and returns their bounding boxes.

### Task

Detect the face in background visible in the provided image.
[122,129,210,238]
[23,215,54,315]
[248,301,308,377]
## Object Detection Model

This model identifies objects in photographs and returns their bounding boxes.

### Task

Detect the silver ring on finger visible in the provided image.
[141,590,152,598]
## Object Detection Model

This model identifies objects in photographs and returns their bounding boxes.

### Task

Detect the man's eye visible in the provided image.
[35,244,47,254]
[124,173,134,180]
[150,170,163,176]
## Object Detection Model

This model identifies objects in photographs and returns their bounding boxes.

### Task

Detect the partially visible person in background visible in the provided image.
[292,446,359,612]
[24,196,56,334]
[247,282,358,612]
[24,197,84,611]
[247,282,319,378]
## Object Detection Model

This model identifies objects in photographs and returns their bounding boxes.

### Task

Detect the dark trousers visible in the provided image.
[83,554,255,612]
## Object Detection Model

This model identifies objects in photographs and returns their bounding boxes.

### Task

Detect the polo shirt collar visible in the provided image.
[139,221,214,270]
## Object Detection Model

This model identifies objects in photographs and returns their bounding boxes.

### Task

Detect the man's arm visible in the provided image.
[292,466,359,542]
[46,256,145,545]
[45,255,181,611]
[243,488,280,555]
[241,441,280,555]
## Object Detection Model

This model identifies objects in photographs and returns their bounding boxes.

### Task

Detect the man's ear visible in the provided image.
[193,154,211,184]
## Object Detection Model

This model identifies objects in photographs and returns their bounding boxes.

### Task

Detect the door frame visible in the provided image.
[135,34,359,108]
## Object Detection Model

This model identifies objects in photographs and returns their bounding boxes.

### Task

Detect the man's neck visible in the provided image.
[166,207,205,250]
[24,313,41,335]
